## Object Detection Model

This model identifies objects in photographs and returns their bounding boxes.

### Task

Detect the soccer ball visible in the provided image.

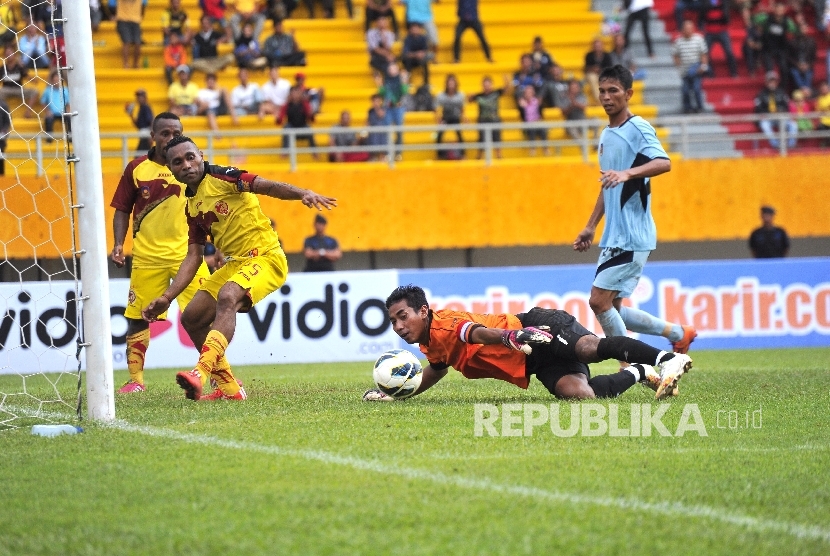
[372,349,423,399]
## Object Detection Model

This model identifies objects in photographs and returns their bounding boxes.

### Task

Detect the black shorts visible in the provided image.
[517,307,594,395]
[117,21,142,45]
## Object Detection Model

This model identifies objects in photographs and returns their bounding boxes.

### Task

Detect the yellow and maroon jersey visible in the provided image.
[420,309,529,389]
[185,163,282,260]
[110,152,189,268]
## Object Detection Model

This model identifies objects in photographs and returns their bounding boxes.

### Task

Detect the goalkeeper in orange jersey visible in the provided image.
[142,135,337,401]
[110,113,211,394]
[363,285,692,402]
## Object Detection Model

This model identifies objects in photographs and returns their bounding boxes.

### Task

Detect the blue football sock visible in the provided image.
[618,306,683,342]
[596,308,627,338]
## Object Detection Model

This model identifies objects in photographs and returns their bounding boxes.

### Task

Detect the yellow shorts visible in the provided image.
[124,262,211,320]
[199,248,288,309]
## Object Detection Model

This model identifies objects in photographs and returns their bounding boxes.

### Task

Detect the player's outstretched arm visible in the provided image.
[466,325,552,354]
[573,191,604,252]
[142,244,204,321]
[364,365,448,401]
[250,176,337,210]
[111,209,130,268]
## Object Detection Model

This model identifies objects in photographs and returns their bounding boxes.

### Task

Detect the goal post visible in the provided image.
[63,2,114,421]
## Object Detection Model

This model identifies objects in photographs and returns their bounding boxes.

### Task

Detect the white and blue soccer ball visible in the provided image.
[372,349,423,399]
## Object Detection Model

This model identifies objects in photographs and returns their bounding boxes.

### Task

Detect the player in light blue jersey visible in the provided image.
[573,66,696,385]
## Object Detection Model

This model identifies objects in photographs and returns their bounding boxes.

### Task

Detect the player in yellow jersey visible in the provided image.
[110,113,211,393]
[142,135,337,401]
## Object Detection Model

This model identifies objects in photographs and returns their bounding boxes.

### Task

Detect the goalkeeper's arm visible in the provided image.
[466,324,552,354]
[364,364,448,402]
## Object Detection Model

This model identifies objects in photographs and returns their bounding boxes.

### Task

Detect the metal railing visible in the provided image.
[11,111,830,175]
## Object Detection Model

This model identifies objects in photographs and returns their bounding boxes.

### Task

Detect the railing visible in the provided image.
[11,112,830,175]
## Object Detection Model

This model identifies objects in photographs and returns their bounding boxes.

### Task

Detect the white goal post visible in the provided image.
[63,1,115,421]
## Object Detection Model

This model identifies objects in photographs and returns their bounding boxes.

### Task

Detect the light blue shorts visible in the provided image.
[592,248,651,298]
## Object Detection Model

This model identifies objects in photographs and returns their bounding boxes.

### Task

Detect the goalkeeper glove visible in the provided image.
[501,326,553,354]
[363,388,395,402]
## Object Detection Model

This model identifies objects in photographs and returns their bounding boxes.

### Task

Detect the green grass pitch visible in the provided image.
[2,347,829,555]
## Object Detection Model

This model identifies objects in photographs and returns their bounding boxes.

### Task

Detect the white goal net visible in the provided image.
[0,0,113,430]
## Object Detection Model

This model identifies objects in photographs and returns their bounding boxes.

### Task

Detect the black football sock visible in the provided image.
[588,371,637,398]
[596,336,675,367]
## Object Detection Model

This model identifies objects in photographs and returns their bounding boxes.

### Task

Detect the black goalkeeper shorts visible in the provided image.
[517,307,595,395]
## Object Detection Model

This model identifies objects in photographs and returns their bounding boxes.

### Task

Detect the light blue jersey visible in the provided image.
[597,115,669,251]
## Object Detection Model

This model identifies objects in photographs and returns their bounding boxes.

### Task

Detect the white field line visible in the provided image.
[10,406,830,545]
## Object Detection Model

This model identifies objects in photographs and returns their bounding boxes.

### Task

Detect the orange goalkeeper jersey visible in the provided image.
[110,152,189,269]
[419,309,529,389]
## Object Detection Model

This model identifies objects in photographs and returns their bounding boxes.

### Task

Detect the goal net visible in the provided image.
[0,0,113,430]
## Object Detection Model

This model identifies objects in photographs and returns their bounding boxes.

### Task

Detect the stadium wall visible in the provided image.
[3,155,828,259]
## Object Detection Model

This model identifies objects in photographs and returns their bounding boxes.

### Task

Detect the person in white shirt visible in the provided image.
[230,67,262,116]
[624,0,654,58]
[258,65,291,120]
[197,73,237,135]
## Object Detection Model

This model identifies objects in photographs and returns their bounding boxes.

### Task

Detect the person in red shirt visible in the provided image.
[364,285,692,402]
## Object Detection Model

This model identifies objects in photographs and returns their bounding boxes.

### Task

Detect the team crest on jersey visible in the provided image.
[248,248,259,257]
[128,289,136,304]
[140,185,151,199]
[215,200,229,215]
[599,143,603,155]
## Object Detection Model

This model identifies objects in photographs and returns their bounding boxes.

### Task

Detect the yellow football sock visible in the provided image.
[211,355,241,396]
[125,328,150,385]
[194,330,228,386]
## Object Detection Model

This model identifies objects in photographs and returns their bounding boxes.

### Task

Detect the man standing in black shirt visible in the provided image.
[303,214,342,272]
[749,206,790,258]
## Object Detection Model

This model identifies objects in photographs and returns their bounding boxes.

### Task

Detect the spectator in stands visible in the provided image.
[197,73,237,135]
[163,33,189,84]
[116,0,143,69]
[302,0,337,18]
[294,72,324,115]
[743,19,764,77]
[788,20,815,95]
[674,0,705,32]
[402,0,438,52]
[754,70,797,148]
[378,63,409,159]
[702,0,738,78]
[231,67,262,115]
[228,0,266,41]
[539,64,568,108]
[0,98,9,175]
[815,81,830,146]
[468,75,508,159]
[672,20,709,114]
[365,0,399,37]
[608,34,644,80]
[90,0,103,32]
[277,85,318,158]
[559,78,588,139]
[760,2,796,87]
[192,14,235,74]
[168,65,201,116]
[303,214,341,272]
[512,54,544,104]
[624,0,654,57]
[749,206,789,258]
[0,3,18,46]
[530,36,555,76]
[453,0,493,63]
[125,88,154,152]
[200,0,231,37]
[402,22,432,86]
[329,110,368,162]
[367,15,397,76]
[584,38,613,104]
[234,21,268,69]
[0,46,37,117]
[259,65,291,119]
[517,84,548,156]
[162,0,190,44]
[367,93,390,160]
[40,69,70,141]
[789,89,814,134]
[263,19,307,67]
[435,73,466,159]
[19,23,49,70]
